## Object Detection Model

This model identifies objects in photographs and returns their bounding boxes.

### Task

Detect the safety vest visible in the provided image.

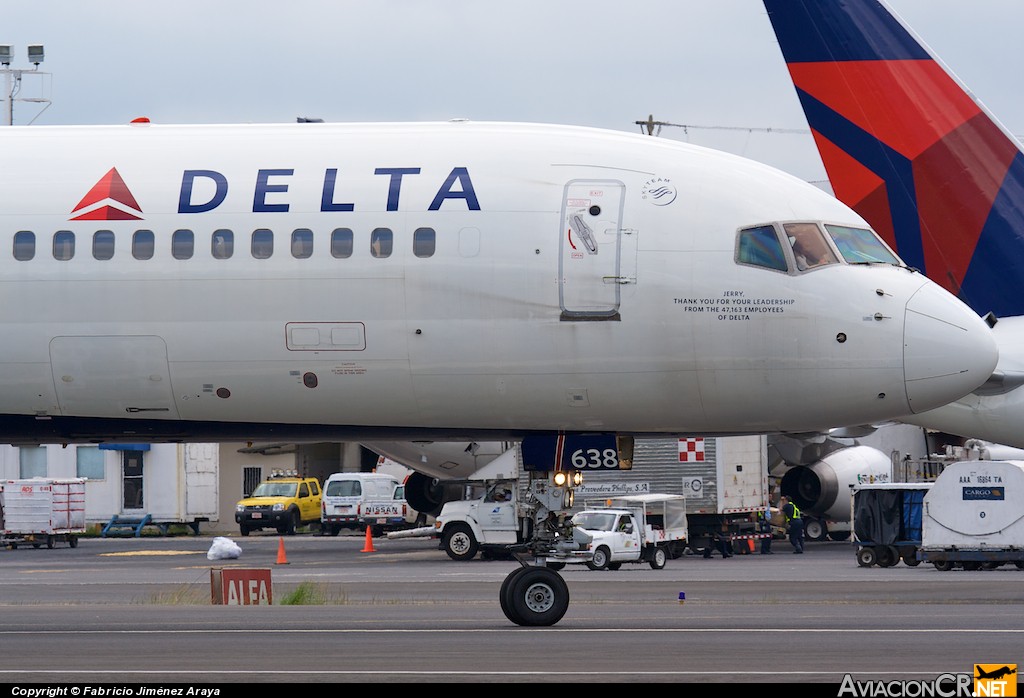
[784,502,801,521]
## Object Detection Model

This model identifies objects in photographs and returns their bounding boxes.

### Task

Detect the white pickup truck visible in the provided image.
[568,494,689,570]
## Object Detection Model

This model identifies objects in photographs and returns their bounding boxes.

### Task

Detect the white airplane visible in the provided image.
[0,120,991,444]
[761,0,1024,449]
[0,118,997,625]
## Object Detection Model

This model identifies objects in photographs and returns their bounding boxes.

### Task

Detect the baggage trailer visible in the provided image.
[851,482,932,567]
[0,478,86,549]
[919,460,1024,571]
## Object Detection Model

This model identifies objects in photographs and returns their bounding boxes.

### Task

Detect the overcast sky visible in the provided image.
[3,1,1022,186]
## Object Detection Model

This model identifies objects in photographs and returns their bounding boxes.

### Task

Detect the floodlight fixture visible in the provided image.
[0,45,11,65]
[27,45,43,65]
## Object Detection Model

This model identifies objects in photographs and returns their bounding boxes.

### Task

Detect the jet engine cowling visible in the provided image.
[780,445,892,523]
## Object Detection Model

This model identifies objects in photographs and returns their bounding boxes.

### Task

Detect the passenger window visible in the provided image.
[784,222,838,271]
[370,228,392,258]
[53,231,75,261]
[133,230,155,260]
[212,229,234,259]
[93,230,115,260]
[736,225,788,272]
[331,228,353,258]
[824,224,902,265]
[172,229,194,260]
[291,228,313,259]
[413,227,435,258]
[252,229,273,259]
[13,231,34,261]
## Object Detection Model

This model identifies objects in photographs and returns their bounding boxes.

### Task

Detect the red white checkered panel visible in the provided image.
[678,437,705,463]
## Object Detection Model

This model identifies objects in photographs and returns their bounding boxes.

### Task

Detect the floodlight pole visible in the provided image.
[1,45,51,126]
[3,69,11,126]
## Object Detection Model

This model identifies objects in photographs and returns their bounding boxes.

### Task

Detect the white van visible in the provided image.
[320,472,403,536]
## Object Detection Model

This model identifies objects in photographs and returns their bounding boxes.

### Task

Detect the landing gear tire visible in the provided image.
[804,518,827,542]
[876,546,899,568]
[828,531,851,542]
[649,546,668,570]
[856,547,876,567]
[546,562,566,571]
[500,567,532,621]
[586,546,611,571]
[502,567,570,627]
[442,524,478,561]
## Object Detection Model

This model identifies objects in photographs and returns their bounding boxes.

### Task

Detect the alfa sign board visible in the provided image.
[210,568,272,605]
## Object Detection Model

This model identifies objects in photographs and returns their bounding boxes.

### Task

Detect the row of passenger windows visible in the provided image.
[11,227,438,262]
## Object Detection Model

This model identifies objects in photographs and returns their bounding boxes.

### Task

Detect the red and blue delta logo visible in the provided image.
[69,167,143,221]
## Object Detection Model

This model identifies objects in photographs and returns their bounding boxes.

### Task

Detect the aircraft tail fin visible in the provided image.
[762,0,1024,318]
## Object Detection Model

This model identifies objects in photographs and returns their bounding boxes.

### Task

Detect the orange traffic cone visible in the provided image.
[276,536,289,565]
[360,525,376,553]
[748,539,756,554]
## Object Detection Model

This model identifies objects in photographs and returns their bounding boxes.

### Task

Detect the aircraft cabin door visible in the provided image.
[559,180,627,320]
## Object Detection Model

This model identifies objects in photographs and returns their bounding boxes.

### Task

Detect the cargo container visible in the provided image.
[0,478,86,548]
[919,460,1024,571]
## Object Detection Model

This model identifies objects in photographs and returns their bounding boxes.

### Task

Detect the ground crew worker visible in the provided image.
[780,495,804,554]
[758,509,773,554]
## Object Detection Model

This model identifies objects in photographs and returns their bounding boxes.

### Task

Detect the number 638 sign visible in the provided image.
[521,433,633,472]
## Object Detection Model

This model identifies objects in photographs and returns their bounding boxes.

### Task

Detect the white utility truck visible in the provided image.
[568,494,688,570]
[435,478,523,561]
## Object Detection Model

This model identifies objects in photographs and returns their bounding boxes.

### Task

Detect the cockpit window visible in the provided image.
[737,225,788,272]
[784,222,838,271]
[824,224,902,265]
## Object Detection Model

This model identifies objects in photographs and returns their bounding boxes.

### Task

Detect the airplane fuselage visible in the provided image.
[0,121,996,442]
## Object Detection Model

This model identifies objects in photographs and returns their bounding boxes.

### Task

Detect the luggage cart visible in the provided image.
[851,482,932,567]
[1,478,86,550]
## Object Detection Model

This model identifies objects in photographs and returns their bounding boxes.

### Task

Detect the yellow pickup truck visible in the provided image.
[234,473,322,536]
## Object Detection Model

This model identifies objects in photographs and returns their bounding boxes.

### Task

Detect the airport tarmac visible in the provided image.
[0,533,1021,686]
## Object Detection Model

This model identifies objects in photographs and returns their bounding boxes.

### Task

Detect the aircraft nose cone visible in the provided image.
[903,283,999,413]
